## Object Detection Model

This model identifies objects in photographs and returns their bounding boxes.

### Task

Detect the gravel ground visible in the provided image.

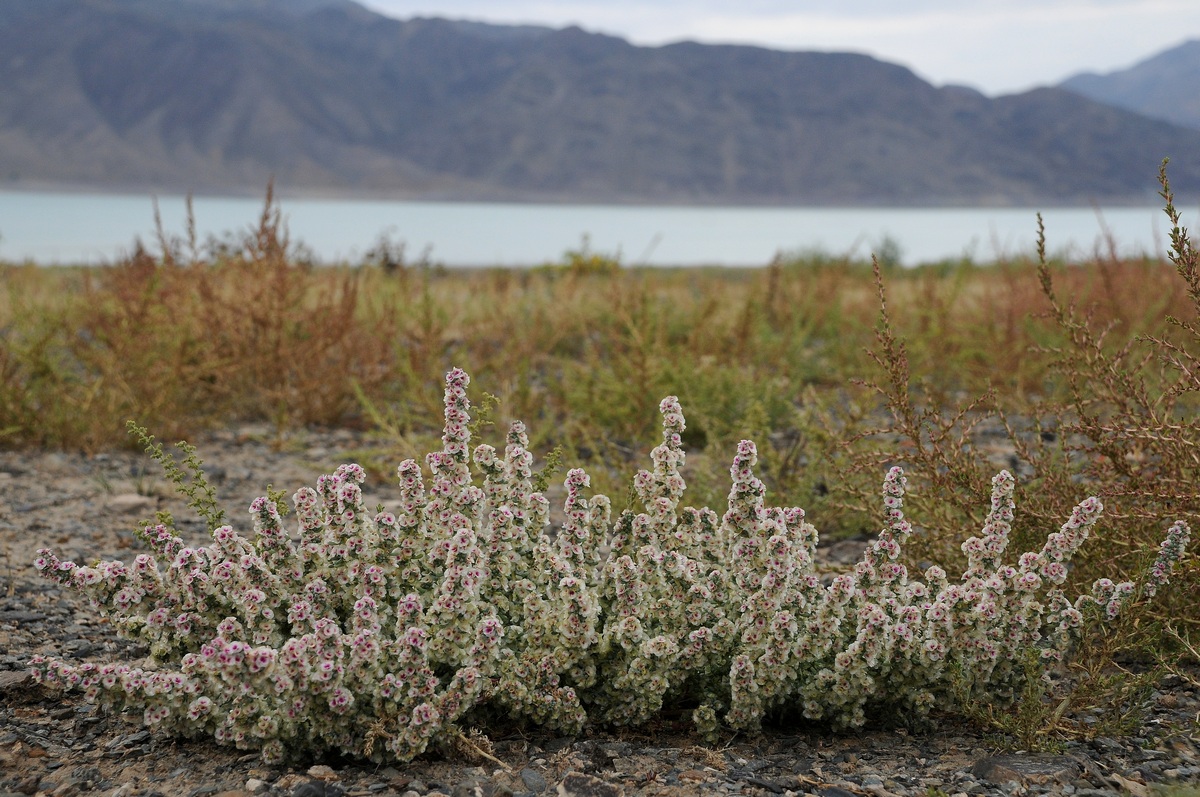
[2,430,1198,797]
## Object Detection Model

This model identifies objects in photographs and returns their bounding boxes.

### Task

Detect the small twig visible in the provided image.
[793,772,874,796]
[1165,624,1200,672]
[453,728,512,772]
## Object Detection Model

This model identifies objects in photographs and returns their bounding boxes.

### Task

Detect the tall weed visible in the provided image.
[839,162,1198,742]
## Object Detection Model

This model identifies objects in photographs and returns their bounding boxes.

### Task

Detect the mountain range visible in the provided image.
[1,0,1198,205]
[1060,39,1200,133]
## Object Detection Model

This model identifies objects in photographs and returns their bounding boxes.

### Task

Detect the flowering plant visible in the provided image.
[31,368,1190,762]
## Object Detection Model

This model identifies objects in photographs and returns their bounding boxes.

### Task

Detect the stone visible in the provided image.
[544,738,575,754]
[520,769,548,793]
[245,780,269,794]
[51,780,82,797]
[1108,774,1148,797]
[0,671,32,691]
[187,788,220,797]
[555,772,622,797]
[307,766,339,782]
[970,755,1082,787]
[10,775,41,796]
[275,775,307,792]
[820,537,870,565]
[106,494,155,515]
[452,783,513,797]
[745,776,784,793]
[599,743,632,759]
[292,782,344,797]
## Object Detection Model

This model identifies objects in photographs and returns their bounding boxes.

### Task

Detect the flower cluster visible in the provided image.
[30,369,1191,762]
[1144,520,1191,597]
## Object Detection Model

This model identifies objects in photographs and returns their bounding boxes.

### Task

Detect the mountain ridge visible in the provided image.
[1060,39,1200,132]
[1,0,1198,204]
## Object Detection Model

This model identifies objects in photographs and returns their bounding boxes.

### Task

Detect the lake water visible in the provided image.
[0,190,1194,267]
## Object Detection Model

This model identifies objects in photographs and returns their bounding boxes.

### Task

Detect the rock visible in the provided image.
[188,787,220,797]
[0,612,46,623]
[201,465,228,484]
[51,780,82,797]
[106,494,155,515]
[245,780,269,794]
[292,782,344,797]
[820,536,870,565]
[544,737,575,754]
[0,671,32,691]
[970,755,1082,786]
[306,766,339,782]
[452,783,513,797]
[274,775,307,792]
[598,743,632,759]
[818,788,860,797]
[747,775,786,793]
[10,775,40,795]
[1108,774,1149,797]
[555,772,622,797]
[520,769,548,793]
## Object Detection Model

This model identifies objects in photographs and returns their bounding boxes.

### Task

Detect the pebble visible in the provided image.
[292,781,344,797]
[189,787,221,797]
[105,494,156,515]
[556,772,621,797]
[970,755,1081,786]
[307,766,339,782]
[520,769,547,793]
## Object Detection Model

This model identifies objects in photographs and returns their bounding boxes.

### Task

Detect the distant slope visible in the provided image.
[1061,40,1200,132]
[1,0,1198,203]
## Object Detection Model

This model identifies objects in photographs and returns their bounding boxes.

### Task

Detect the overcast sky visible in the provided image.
[358,0,1200,96]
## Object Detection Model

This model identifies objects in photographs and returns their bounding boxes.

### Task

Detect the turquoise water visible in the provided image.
[0,190,1192,266]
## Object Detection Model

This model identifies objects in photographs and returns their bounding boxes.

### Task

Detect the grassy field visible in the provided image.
[2,173,1198,743]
